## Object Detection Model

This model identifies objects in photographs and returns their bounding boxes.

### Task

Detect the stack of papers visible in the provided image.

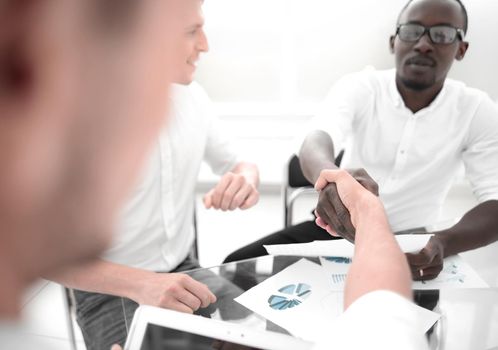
[235,259,445,342]
[235,237,489,342]
[264,234,433,257]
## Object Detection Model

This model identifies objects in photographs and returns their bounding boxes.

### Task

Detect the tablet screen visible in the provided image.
[140,323,265,350]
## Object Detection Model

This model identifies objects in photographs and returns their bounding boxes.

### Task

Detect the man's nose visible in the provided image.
[413,32,434,54]
[197,30,209,53]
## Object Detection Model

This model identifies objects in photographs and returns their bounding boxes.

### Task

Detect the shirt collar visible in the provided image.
[388,69,403,108]
[388,69,448,115]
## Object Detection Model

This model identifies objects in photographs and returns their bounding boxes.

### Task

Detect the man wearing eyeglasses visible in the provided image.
[226,0,498,286]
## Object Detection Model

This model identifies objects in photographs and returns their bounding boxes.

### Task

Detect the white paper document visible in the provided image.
[412,255,489,290]
[319,255,489,290]
[235,259,343,341]
[264,234,433,258]
[235,258,441,342]
[319,256,351,291]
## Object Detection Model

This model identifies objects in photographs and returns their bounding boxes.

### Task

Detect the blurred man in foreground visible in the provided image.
[0,0,183,347]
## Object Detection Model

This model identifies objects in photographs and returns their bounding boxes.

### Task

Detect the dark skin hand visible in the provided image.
[300,130,379,243]
[407,200,498,281]
[406,235,445,281]
[316,168,378,242]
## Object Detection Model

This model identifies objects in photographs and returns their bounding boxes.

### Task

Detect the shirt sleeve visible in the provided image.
[462,96,498,203]
[294,70,374,155]
[313,290,430,350]
[190,82,239,176]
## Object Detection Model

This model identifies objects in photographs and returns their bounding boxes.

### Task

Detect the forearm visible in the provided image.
[435,200,498,257]
[299,130,337,183]
[47,259,155,302]
[345,200,412,308]
[231,162,260,187]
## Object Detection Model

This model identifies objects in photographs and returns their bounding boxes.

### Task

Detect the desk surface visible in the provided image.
[180,255,498,350]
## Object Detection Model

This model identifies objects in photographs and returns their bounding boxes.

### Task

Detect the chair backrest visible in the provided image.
[288,150,344,188]
[288,155,312,188]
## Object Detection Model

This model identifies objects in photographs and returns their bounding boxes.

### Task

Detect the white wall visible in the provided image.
[196,0,498,185]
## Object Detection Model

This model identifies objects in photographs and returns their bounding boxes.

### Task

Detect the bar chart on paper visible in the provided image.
[267,283,312,310]
[331,274,347,284]
[321,257,351,288]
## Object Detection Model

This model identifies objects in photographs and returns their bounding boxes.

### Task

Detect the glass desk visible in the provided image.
[180,255,498,350]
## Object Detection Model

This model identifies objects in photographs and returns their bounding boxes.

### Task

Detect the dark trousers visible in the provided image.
[74,256,233,350]
[223,220,338,263]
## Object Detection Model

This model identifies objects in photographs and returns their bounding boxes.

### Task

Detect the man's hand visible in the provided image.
[405,236,445,281]
[204,172,259,211]
[135,272,216,313]
[314,168,378,242]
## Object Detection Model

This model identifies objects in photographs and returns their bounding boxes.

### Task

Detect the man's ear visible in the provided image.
[389,35,395,54]
[455,41,469,61]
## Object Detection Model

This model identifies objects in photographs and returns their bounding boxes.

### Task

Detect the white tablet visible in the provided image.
[124,305,313,350]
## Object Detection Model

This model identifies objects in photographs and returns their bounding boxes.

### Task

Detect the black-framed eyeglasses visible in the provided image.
[396,23,465,45]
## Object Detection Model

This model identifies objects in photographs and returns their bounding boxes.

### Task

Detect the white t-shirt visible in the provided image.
[313,290,429,350]
[103,82,238,271]
[311,68,498,231]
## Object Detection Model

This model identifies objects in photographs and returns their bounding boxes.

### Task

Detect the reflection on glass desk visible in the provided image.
[179,256,498,350]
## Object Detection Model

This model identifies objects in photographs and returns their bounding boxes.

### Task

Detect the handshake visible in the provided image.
[313,168,444,281]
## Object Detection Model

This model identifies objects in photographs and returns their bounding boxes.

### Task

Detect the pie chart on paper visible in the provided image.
[267,283,312,310]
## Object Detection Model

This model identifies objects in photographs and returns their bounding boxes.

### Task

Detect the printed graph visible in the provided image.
[331,274,347,284]
[267,283,312,310]
[421,261,465,284]
[323,257,352,264]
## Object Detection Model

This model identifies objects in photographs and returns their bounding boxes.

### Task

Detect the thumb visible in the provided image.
[314,171,338,191]
[406,246,432,266]
[111,345,122,350]
[203,189,214,209]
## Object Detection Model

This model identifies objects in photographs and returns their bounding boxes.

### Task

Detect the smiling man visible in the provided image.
[50,1,259,349]
[226,0,498,285]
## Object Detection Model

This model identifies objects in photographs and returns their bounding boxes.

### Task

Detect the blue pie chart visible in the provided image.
[267,283,312,310]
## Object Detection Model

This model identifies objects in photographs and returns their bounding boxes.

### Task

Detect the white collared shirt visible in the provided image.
[103,82,238,271]
[311,68,498,231]
[313,290,430,350]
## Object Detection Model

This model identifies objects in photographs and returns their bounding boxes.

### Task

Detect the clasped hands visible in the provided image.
[203,171,259,211]
[314,168,443,281]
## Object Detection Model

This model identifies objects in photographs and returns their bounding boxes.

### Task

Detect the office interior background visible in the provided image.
[22,0,498,348]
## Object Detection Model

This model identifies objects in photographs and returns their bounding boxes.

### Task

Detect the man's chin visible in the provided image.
[172,72,195,86]
[399,76,435,91]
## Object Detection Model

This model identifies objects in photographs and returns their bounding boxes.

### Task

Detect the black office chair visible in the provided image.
[283,151,343,227]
